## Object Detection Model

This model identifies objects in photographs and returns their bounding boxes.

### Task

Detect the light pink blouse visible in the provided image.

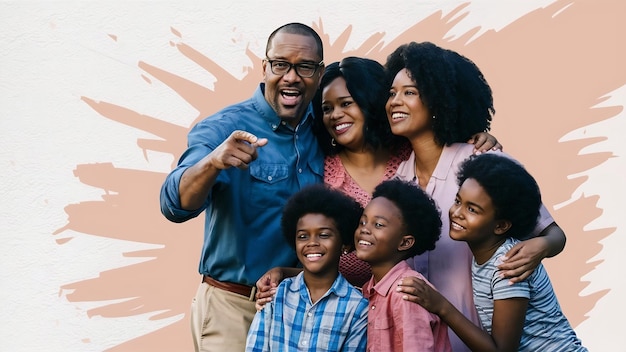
[395,143,555,352]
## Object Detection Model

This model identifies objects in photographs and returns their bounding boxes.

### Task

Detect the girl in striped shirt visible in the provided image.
[403,154,587,352]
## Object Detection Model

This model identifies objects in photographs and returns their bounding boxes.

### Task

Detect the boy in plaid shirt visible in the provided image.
[246,184,368,351]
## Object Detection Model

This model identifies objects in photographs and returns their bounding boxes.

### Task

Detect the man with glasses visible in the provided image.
[160,23,325,352]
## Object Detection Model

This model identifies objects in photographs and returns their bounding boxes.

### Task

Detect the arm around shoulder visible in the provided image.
[498,222,566,283]
[537,222,566,258]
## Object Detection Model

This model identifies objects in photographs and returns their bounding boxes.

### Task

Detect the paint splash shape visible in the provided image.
[55,1,625,350]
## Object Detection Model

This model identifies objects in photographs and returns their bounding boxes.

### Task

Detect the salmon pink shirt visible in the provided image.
[362,261,452,352]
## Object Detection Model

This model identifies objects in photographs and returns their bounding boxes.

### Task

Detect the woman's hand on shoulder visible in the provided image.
[468,132,502,153]
[497,236,548,284]
[498,222,566,284]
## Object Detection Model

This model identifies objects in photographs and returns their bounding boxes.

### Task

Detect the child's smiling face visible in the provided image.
[449,178,499,243]
[355,197,407,265]
[295,213,343,276]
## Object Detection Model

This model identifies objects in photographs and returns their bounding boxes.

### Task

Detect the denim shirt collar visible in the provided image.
[254,83,315,132]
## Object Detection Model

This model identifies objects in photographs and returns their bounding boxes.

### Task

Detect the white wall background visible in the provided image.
[1,1,624,351]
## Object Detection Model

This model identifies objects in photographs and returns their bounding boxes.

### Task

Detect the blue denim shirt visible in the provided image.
[160,84,324,285]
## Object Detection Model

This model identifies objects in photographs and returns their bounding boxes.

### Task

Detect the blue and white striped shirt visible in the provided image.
[473,237,587,351]
[246,272,368,351]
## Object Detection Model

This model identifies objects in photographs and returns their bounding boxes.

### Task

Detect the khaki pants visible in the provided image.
[191,282,257,352]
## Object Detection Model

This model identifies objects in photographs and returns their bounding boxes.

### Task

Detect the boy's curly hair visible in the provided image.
[372,179,442,258]
[281,184,363,248]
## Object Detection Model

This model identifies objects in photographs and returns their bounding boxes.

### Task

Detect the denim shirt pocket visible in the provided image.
[249,163,290,209]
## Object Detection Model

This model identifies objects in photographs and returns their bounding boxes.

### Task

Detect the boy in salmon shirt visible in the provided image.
[356,179,451,352]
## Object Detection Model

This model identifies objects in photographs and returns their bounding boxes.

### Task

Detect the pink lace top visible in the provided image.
[325,146,411,287]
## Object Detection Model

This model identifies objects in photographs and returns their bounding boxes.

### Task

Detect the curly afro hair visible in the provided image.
[456,153,541,239]
[385,41,493,146]
[281,184,363,248]
[371,179,442,258]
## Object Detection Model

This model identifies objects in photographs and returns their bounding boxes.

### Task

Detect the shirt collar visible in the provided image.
[254,83,315,132]
[431,143,464,180]
[367,260,412,297]
[288,272,350,303]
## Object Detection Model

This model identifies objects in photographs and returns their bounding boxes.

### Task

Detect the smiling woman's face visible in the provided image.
[386,68,431,139]
[321,77,366,150]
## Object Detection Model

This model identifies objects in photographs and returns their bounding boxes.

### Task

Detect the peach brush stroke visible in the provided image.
[54,161,202,351]
[459,0,623,326]
[359,0,623,326]
[56,1,624,350]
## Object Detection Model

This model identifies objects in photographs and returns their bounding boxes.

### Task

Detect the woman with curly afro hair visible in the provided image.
[386,41,568,352]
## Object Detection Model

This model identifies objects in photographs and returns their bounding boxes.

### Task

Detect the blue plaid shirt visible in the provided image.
[246,272,368,351]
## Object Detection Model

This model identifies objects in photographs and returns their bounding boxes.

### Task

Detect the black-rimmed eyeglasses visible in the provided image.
[265,59,324,78]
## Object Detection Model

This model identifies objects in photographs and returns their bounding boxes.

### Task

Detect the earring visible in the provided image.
[331,138,337,147]
[432,115,436,119]
[342,249,349,255]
